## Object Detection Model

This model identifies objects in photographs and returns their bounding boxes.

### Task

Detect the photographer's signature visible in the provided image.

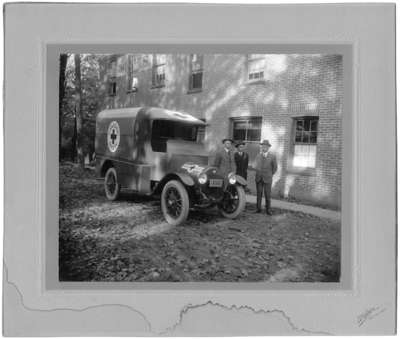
[357,306,386,327]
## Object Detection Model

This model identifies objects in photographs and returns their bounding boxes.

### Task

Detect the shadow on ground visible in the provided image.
[59,162,340,282]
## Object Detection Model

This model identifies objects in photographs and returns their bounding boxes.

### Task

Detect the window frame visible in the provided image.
[188,54,203,93]
[150,120,201,153]
[231,116,263,143]
[289,116,319,174]
[126,55,139,93]
[107,56,118,97]
[151,54,166,89]
[247,54,267,83]
[108,77,117,97]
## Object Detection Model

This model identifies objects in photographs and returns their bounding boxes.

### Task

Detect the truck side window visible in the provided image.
[151,120,199,152]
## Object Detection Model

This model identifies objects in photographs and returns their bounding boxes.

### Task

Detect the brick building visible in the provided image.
[99,53,343,209]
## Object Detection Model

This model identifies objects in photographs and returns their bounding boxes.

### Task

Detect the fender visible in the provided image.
[152,172,196,195]
[175,172,195,186]
[97,157,113,177]
[235,174,247,186]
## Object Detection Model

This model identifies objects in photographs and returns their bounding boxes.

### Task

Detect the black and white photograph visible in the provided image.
[4,2,397,335]
[59,52,342,282]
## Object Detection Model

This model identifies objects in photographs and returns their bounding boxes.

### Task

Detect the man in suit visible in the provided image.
[213,138,236,178]
[234,141,249,180]
[251,139,277,215]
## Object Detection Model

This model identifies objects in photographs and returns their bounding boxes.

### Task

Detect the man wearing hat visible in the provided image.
[234,140,249,180]
[251,139,277,215]
[213,138,236,178]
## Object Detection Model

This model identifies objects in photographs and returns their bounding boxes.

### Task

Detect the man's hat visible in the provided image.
[235,140,246,147]
[260,139,272,146]
[222,138,234,144]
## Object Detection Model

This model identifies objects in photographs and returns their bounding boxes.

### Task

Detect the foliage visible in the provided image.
[60,54,107,161]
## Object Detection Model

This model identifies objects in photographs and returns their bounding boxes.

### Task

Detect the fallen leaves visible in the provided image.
[59,162,341,282]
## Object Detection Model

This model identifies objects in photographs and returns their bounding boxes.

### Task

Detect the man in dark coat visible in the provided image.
[251,139,277,215]
[213,138,236,178]
[234,141,249,180]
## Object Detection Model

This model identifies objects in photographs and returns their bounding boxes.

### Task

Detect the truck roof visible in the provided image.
[97,107,206,125]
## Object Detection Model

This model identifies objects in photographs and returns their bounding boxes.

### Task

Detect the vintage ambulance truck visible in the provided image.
[95,107,246,225]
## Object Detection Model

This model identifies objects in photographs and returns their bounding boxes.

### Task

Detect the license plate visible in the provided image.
[209,179,223,187]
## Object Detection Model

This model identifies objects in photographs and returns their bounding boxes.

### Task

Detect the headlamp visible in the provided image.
[198,173,208,184]
[228,173,237,185]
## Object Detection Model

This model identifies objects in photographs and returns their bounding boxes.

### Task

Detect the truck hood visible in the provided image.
[166,139,208,156]
[166,140,209,172]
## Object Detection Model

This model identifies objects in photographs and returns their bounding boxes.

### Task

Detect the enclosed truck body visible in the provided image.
[95,107,246,225]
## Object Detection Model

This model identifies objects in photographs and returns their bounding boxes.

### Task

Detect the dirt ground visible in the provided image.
[59,162,340,282]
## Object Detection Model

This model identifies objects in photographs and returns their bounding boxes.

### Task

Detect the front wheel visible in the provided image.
[161,180,190,226]
[104,167,121,201]
[219,185,246,218]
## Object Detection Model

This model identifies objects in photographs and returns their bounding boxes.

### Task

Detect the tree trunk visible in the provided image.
[59,54,68,159]
[71,113,77,162]
[74,54,84,168]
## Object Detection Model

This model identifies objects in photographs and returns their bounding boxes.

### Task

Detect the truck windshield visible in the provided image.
[151,119,199,152]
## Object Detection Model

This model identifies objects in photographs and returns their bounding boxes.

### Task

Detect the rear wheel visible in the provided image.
[161,180,190,226]
[104,167,120,201]
[219,185,246,218]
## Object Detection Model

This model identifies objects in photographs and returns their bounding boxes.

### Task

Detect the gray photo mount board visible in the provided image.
[3,3,396,336]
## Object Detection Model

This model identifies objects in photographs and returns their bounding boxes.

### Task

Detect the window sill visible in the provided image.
[236,140,261,144]
[187,88,202,94]
[246,79,268,86]
[286,165,316,176]
[151,85,165,89]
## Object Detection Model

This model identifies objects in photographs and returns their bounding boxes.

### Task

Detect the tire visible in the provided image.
[219,185,246,219]
[104,167,121,201]
[161,180,190,226]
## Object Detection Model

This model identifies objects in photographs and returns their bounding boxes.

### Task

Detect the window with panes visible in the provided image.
[152,54,166,87]
[108,58,117,96]
[127,55,140,92]
[189,54,203,91]
[232,117,262,142]
[292,117,319,168]
[247,54,266,81]
[108,77,116,96]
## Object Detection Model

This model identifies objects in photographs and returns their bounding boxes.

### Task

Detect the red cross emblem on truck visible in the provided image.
[110,128,117,144]
[107,121,120,152]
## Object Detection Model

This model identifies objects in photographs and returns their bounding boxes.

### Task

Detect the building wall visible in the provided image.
[99,54,343,209]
